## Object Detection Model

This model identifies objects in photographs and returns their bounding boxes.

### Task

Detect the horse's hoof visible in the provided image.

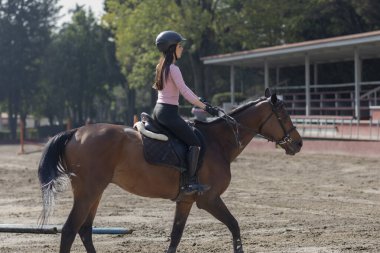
[166,247,176,253]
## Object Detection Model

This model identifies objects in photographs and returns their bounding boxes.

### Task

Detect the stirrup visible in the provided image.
[181,183,210,195]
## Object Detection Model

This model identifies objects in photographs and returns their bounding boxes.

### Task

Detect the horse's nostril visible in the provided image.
[298,140,303,148]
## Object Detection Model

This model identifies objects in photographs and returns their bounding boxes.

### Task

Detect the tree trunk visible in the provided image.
[8,91,18,141]
[151,88,156,113]
[204,65,210,99]
[189,52,204,97]
[20,114,27,140]
[124,82,136,126]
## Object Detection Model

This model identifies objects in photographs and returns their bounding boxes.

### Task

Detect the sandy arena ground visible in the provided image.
[0,141,379,253]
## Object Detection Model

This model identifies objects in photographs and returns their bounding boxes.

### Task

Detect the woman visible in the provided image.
[153,31,219,195]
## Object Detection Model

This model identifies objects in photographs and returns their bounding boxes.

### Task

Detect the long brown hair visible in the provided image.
[153,45,176,90]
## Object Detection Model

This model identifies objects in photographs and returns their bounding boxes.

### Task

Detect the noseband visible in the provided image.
[220,99,297,149]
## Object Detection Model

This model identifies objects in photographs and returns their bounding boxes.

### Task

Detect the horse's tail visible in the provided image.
[38,128,77,225]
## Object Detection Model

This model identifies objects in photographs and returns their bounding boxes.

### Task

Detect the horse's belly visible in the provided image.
[111,163,180,199]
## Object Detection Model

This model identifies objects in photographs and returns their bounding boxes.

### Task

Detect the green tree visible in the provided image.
[283,0,368,42]
[355,0,380,31]
[39,6,123,125]
[0,0,60,139]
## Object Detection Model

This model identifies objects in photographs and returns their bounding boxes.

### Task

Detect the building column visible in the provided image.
[305,53,311,116]
[354,48,361,119]
[230,65,235,104]
[264,60,269,89]
[276,67,280,86]
[313,63,318,92]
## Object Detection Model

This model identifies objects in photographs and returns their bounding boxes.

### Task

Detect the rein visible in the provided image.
[220,113,243,149]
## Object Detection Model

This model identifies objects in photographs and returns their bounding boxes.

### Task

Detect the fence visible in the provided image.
[292,115,380,141]
[275,81,380,117]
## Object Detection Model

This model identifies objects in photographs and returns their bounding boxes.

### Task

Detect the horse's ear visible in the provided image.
[271,93,278,104]
[265,88,272,98]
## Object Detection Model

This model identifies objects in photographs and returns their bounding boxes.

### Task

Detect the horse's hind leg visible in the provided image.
[197,196,244,253]
[60,199,96,253]
[78,196,102,253]
[166,201,193,253]
[60,182,107,253]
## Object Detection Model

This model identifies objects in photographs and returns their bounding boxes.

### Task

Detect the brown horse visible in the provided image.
[38,89,302,253]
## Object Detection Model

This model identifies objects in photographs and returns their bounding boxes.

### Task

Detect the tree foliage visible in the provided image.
[39,6,123,125]
[0,0,60,139]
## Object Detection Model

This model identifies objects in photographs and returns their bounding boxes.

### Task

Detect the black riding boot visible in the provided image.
[183,146,210,195]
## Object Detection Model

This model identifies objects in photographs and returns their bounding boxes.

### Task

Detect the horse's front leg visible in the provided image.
[197,196,244,253]
[166,201,193,253]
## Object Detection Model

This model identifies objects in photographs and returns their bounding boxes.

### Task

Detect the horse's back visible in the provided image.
[64,124,133,182]
[75,123,128,143]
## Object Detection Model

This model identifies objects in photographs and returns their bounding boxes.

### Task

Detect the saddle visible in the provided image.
[134,113,205,173]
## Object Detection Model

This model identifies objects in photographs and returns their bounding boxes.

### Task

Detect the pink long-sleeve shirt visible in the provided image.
[157,64,199,106]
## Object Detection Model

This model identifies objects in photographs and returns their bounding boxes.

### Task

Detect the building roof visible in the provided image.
[201,30,380,67]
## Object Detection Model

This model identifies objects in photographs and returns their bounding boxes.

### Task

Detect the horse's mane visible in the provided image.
[194,97,267,126]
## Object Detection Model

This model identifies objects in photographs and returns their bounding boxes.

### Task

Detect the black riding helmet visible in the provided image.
[155,31,186,52]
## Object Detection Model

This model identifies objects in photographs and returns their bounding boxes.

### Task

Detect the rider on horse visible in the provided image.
[153,30,219,195]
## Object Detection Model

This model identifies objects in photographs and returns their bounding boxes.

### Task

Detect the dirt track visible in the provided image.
[0,142,379,253]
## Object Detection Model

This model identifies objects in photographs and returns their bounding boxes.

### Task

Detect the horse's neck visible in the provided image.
[229,108,262,160]
[201,106,262,163]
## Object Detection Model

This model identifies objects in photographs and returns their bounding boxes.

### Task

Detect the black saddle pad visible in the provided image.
[142,134,187,172]
[139,113,205,172]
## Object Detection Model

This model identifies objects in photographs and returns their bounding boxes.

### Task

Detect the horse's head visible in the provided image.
[258,88,302,155]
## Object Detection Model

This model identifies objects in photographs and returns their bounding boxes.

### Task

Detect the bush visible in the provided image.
[26,128,39,139]
[0,130,11,141]
[211,92,247,106]
[37,125,66,138]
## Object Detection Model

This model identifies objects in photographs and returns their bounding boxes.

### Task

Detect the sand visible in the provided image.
[0,142,379,253]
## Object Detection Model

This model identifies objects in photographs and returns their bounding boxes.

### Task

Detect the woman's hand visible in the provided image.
[204,104,219,116]
[195,98,219,116]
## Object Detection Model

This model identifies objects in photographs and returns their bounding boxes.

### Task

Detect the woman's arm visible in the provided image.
[170,65,206,109]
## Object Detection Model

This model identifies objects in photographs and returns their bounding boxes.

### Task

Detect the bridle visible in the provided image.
[256,100,297,146]
[219,98,297,149]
